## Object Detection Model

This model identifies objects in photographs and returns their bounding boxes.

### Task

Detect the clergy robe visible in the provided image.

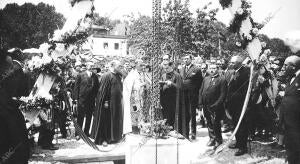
[91,72,123,144]
[160,71,187,138]
[123,69,146,134]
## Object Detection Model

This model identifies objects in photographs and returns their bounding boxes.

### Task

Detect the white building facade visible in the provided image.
[91,34,127,56]
[83,24,128,57]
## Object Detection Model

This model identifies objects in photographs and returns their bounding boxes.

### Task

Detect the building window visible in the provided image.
[103,42,108,49]
[114,43,119,50]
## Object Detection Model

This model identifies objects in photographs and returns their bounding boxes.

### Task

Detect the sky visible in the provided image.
[1,0,300,39]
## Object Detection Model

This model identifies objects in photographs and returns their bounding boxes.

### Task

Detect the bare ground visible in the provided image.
[29,127,286,164]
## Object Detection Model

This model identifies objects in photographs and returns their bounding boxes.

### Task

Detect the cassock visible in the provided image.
[123,69,150,134]
[160,71,187,138]
[91,72,123,144]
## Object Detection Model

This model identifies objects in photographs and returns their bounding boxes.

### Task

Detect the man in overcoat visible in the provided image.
[179,54,203,139]
[226,56,250,156]
[278,55,300,164]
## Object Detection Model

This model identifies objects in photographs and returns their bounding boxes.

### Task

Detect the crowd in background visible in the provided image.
[61,53,291,152]
[1,47,300,163]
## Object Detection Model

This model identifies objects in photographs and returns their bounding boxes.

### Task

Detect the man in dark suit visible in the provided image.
[73,64,99,137]
[0,50,30,164]
[226,55,250,156]
[199,63,210,127]
[279,55,300,164]
[179,54,203,139]
[222,65,235,133]
[199,63,227,149]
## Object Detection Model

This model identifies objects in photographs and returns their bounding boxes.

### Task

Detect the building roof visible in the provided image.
[91,22,127,38]
[91,25,110,31]
[93,34,127,39]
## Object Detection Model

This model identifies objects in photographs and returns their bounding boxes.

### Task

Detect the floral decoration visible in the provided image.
[19,97,52,112]
[27,54,73,77]
[228,0,252,33]
[139,119,173,138]
[238,27,259,49]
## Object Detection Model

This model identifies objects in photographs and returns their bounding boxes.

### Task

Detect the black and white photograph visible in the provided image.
[0,0,300,163]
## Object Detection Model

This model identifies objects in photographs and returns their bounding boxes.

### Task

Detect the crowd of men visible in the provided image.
[1,47,300,163]
[69,53,300,162]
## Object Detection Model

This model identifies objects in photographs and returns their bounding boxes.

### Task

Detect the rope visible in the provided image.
[226,78,250,103]
[176,131,179,164]
[67,93,125,153]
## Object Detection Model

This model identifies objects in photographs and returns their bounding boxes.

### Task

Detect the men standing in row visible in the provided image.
[226,56,250,156]
[91,60,123,146]
[279,56,300,164]
[179,54,203,139]
[73,64,99,137]
[199,63,227,149]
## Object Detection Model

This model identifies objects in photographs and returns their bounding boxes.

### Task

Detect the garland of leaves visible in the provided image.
[228,0,252,33]
[19,97,52,111]
[37,61,62,76]
[220,0,271,51]
[236,27,258,49]
[139,119,173,138]
[28,55,73,77]
[59,30,90,47]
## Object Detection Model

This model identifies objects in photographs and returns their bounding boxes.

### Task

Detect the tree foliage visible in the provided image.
[161,0,194,58]
[92,13,121,30]
[126,14,153,55]
[0,2,65,49]
[268,38,291,57]
[127,0,293,60]
[127,0,226,59]
[192,5,223,58]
